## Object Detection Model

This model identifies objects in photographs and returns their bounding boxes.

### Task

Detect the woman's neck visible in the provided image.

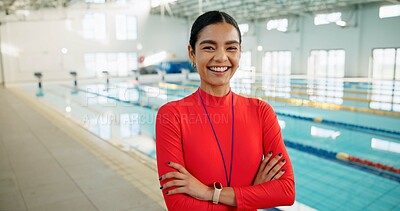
[199,84,230,96]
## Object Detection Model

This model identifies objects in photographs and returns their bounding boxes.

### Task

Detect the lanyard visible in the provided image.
[198,89,235,187]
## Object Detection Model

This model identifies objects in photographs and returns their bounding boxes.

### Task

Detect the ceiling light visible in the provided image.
[379,4,400,18]
[314,12,342,26]
[336,20,346,27]
[61,48,68,54]
[151,0,177,8]
[267,18,288,31]
[15,10,30,16]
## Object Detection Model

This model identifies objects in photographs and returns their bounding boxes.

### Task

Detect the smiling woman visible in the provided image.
[156,11,295,211]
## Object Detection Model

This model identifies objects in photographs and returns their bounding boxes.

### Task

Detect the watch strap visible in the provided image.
[212,182,222,204]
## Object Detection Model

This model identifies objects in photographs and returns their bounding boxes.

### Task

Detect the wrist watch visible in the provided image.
[212,182,223,204]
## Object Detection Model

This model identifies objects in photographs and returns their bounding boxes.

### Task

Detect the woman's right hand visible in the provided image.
[253,151,286,185]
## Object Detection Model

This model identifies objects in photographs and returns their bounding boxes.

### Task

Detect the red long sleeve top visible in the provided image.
[156,88,295,210]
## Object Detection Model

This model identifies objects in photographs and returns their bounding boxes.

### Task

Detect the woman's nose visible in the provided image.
[214,49,228,62]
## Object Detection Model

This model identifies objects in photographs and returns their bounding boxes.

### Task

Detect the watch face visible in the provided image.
[214,182,222,189]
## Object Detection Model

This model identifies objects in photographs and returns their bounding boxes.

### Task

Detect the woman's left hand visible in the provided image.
[160,162,213,201]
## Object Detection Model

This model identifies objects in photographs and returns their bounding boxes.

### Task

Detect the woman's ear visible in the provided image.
[188,44,195,64]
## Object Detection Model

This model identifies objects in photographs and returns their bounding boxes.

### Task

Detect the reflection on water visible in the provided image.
[83,110,156,158]
[371,138,400,154]
[36,89,44,97]
[310,126,341,140]
[87,116,112,140]
[120,113,140,138]
[278,119,286,129]
[369,80,400,112]
[261,75,291,98]
[232,75,400,112]
[307,78,344,105]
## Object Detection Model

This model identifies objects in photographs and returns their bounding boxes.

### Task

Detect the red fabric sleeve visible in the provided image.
[156,104,214,210]
[233,100,295,210]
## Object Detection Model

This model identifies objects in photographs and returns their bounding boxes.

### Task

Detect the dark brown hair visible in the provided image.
[189,11,241,51]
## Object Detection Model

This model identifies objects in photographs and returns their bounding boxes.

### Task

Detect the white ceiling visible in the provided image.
[150,0,398,22]
[0,0,398,21]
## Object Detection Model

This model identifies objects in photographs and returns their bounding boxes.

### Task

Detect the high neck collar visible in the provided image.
[197,88,233,107]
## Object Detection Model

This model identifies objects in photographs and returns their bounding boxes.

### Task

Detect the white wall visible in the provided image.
[0,2,189,85]
[140,15,189,61]
[243,3,400,77]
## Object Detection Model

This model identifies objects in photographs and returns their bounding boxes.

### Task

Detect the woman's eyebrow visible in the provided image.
[199,40,217,45]
[225,40,240,45]
[199,40,240,45]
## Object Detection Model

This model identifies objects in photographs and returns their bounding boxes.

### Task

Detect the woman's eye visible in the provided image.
[203,46,214,50]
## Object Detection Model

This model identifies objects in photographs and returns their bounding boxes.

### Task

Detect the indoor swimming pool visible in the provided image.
[16,77,400,211]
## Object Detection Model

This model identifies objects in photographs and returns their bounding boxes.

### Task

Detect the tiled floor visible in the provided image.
[0,88,166,211]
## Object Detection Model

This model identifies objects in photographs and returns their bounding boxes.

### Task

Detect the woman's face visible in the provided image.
[189,23,241,93]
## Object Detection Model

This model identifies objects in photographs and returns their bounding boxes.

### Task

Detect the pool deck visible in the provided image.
[0,88,166,211]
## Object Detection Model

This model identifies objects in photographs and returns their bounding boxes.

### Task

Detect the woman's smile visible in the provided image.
[207,66,231,73]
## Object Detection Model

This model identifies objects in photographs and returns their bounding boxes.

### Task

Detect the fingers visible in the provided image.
[159,171,186,181]
[166,161,189,174]
[262,153,282,181]
[159,162,190,194]
[164,187,185,195]
[258,151,273,175]
[259,152,286,182]
[263,153,283,175]
[253,152,286,185]
[272,169,285,180]
[266,159,286,181]
[161,179,186,190]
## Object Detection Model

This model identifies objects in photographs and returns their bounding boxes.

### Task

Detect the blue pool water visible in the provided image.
[18,77,400,210]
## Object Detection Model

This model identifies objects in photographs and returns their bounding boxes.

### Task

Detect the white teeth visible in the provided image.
[209,67,229,72]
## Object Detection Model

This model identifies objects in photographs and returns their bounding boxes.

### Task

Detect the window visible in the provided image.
[266,19,288,32]
[263,51,291,76]
[240,51,251,68]
[370,49,400,111]
[371,48,400,80]
[232,51,254,88]
[306,50,345,105]
[85,52,138,77]
[94,53,108,77]
[260,51,291,99]
[314,12,345,26]
[83,13,106,40]
[127,53,138,73]
[307,50,345,78]
[84,54,96,77]
[116,15,138,40]
[379,4,400,18]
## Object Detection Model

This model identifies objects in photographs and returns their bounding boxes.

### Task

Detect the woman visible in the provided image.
[156,11,295,210]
